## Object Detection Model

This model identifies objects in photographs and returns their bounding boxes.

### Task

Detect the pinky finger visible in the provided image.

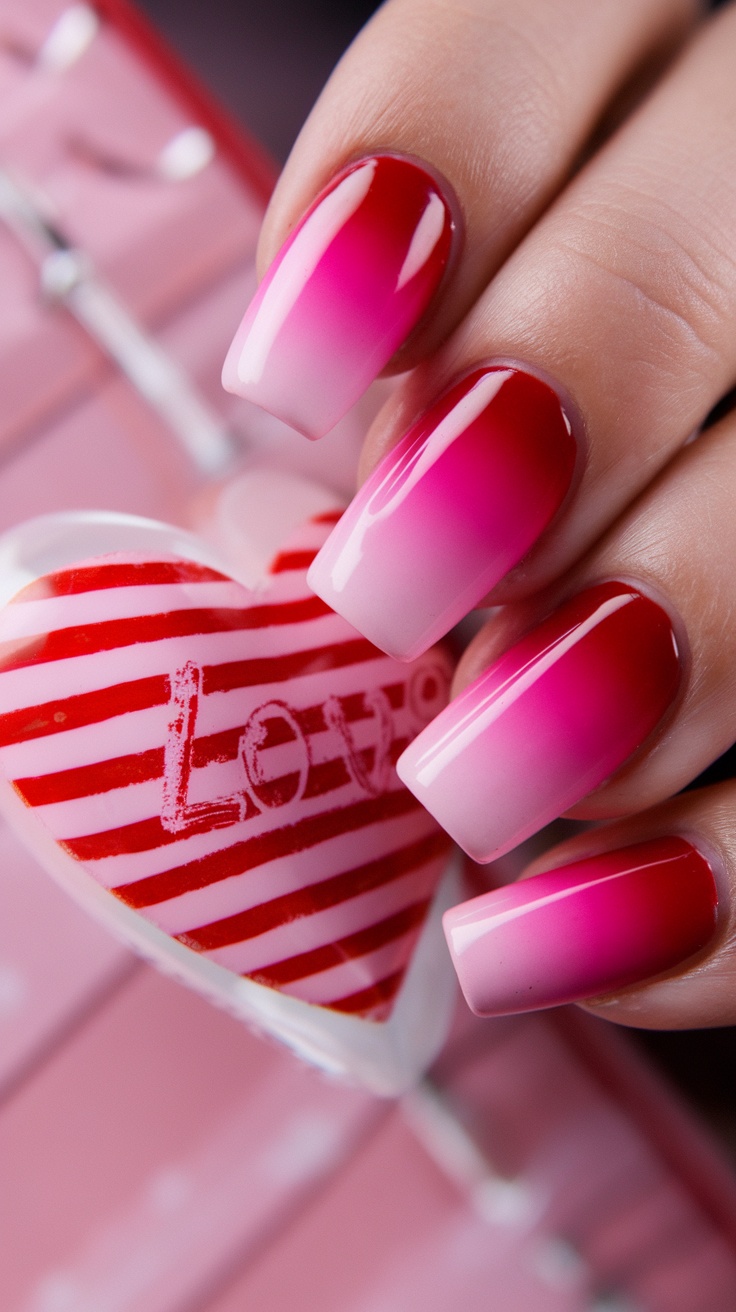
[443,781,736,1029]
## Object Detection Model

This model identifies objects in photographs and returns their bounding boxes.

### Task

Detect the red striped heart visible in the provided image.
[0,511,453,1022]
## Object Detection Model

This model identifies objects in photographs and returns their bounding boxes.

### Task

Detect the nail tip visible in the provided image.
[308,583,426,663]
[305,557,323,594]
[220,368,330,440]
[221,322,332,437]
[221,152,453,449]
[392,582,681,871]
[394,748,415,792]
[388,632,433,663]
[305,560,337,611]
[220,350,239,398]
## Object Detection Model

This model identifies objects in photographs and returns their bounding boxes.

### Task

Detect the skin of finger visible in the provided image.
[516,782,736,1029]
[255,0,698,372]
[455,405,736,822]
[359,1,736,588]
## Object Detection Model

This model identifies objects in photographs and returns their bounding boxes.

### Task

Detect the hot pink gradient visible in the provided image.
[221,155,453,438]
[397,582,681,862]
[443,837,718,1016]
[308,367,576,660]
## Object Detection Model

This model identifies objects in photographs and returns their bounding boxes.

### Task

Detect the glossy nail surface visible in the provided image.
[397,582,681,862]
[308,367,576,660]
[222,155,453,439]
[443,837,718,1016]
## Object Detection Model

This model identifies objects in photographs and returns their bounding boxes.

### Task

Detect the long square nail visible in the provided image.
[308,366,576,659]
[222,155,453,438]
[443,837,718,1015]
[397,582,681,861]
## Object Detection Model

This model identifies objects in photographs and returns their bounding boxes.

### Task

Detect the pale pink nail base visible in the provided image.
[443,837,718,1017]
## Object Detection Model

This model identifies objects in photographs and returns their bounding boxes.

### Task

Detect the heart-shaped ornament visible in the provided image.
[0,473,459,1093]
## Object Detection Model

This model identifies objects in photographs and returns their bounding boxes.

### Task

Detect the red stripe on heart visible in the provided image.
[14,738,409,808]
[0,596,333,672]
[0,642,392,750]
[18,744,411,817]
[13,678,409,805]
[113,791,427,909]
[177,831,449,951]
[312,510,343,525]
[15,747,166,804]
[62,796,261,859]
[202,638,381,693]
[325,971,404,1018]
[12,559,228,601]
[0,675,170,747]
[269,549,318,574]
[247,898,431,987]
[294,682,405,736]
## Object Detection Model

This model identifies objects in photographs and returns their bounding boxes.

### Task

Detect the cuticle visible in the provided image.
[532,573,690,793]
[548,571,690,730]
[339,147,465,272]
[461,356,589,522]
[400,356,589,501]
[672,827,729,931]
[599,570,692,704]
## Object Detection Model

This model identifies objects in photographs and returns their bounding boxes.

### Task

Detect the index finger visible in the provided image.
[222,0,698,437]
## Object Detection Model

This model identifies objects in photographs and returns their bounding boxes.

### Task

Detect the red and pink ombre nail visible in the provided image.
[443,837,718,1016]
[222,155,454,439]
[308,367,576,660]
[397,582,681,862]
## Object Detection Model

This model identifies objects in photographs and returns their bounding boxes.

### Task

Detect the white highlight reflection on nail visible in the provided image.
[404,593,631,790]
[327,371,510,595]
[395,190,447,291]
[236,160,377,388]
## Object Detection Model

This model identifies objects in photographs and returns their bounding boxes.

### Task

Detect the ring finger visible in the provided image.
[443,781,736,1030]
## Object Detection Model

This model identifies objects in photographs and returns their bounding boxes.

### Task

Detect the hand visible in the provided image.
[223,0,736,1030]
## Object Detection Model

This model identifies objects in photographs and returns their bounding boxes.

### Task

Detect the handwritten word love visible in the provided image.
[160,660,446,836]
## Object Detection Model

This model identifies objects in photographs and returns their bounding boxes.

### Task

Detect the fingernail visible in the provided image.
[222,154,454,439]
[397,582,681,861]
[308,366,576,660]
[443,837,718,1015]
